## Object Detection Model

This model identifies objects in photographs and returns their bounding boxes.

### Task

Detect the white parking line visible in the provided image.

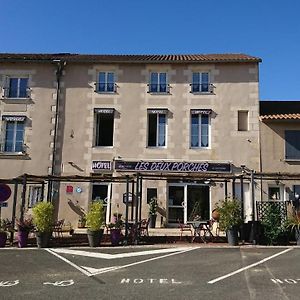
[208,248,293,284]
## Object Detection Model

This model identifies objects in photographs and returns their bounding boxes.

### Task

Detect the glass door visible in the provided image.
[168,185,185,224]
[186,186,210,222]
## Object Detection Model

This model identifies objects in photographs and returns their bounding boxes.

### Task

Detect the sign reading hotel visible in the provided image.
[92,160,112,171]
[115,160,231,173]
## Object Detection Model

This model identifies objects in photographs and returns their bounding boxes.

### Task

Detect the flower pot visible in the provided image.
[0,232,7,248]
[227,227,239,246]
[87,229,104,247]
[149,215,157,228]
[17,230,29,248]
[110,228,122,246]
[35,231,51,248]
[295,228,300,246]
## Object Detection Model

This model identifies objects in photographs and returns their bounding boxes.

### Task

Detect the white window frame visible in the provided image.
[28,186,43,208]
[1,119,25,153]
[149,72,168,93]
[190,113,211,149]
[94,111,114,147]
[268,184,284,201]
[191,72,210,93]
[97,72,115,93]
[147,112,167,148]
[5,76,29,98]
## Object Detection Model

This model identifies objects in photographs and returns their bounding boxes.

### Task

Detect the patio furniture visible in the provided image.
[139,218,150,237]
[177,219,193,241]
[190,220,214,243]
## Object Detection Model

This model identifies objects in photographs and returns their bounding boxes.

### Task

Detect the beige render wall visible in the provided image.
[57,62,260,225]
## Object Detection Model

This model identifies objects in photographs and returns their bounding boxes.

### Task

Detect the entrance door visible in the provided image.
[234,183,251,222]
[186,186,209,222]
[168,184,210,224]
[92,183,111,223]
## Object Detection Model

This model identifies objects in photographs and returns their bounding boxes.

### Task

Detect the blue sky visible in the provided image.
[1,0,299,100]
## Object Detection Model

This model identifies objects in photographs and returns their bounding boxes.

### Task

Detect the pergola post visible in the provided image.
[125,176,130,239]
[20,174,27,221]
[10,180,19,244]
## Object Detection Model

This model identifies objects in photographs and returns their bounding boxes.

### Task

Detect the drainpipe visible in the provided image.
[48,60,66,202]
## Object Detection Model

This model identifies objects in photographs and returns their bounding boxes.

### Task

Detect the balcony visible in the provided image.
[94,82,117,93]
[147,83,171,94]
[2,87,31,99]
[190,83,215,94]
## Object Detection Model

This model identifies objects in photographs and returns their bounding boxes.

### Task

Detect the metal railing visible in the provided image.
[190,83,215,93]
[94,82,117,93]
[2,87,31,99]
[147,83,170,93]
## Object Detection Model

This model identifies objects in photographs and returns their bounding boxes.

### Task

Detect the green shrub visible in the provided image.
[261,204,285,245]
[148,197,158,216]
[216,198,243,231]
[86,202,105,231]
[32,202,54,232]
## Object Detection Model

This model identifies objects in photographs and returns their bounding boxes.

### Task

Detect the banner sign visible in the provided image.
[2,115,26,122]
[92,160,112,171]
[115,160,231,173]
[190,109,212,115]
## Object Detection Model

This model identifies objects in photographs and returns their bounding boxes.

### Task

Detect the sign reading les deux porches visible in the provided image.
[115,160,231,173]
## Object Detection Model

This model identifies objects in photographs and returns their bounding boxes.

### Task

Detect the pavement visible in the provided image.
[1,245,300,300]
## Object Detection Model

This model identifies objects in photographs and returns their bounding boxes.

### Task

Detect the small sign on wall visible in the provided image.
[66,185,73,194]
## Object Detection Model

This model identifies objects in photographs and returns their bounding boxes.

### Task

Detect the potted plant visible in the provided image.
[86,201,105,247]
[32,202,54,248]
[108,217,123,246]
[148,197,158,228]
[261,203,286,245]
[16,217,34,248]
[78,215,86,228]
[216,197,243,246]
[0,219,11,248]
[285,208,300,245]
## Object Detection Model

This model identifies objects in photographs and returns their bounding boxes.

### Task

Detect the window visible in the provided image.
[285,130,300,160]
[28,186,43,208]
[191,72,210,93]
[238,111,249,131]
[4,77,29,98]
[268,186,282,200]
[94,109,114,147]
[96,72,115,93]
[147,110,167,147]
[190,111,210,148]
[149,72,168,93]
[147,188,157,204]
[1,116,25,153]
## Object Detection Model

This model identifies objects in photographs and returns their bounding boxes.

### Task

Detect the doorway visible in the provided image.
[168,183,210,224]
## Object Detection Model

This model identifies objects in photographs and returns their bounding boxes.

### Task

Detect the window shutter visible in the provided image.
[2,76,9,97]
[0,120,6,151]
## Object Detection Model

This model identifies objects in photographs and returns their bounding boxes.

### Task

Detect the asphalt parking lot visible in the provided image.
[0,246,299,300]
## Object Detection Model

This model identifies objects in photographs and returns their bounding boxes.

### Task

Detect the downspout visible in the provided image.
[48,60,66,201]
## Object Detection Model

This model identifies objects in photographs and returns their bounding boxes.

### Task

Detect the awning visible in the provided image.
[191,109,212,115]
[94,108,115,114]
[2,115,26,122]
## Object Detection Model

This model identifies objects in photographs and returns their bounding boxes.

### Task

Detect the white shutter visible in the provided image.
[2,76,9,98]
[0,119,6,152]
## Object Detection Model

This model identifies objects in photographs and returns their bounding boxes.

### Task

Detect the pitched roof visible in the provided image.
[260,101,300,121]
[0,53,261,64]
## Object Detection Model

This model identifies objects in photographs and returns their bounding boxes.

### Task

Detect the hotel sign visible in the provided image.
[92,160,112,171]
[115,160,231,173]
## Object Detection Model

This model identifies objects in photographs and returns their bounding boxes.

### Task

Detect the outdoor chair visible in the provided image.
[177,219,193,240]
[52,219,65,238]
[139,218,149,237]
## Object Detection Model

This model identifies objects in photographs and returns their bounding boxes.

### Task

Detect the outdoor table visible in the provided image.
[188,220,214,243]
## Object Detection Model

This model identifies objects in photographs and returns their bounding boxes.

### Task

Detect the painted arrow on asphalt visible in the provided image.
[51,247,192,259]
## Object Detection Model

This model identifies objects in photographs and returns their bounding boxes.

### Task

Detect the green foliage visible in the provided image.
[216,198,243,231]
[148,197,158,215]
[285,209,300,232]
[108,219,123,229]
[32,202,54,232]
[261,203,285,245]
[0,219,12,233]
[86,201,105,231]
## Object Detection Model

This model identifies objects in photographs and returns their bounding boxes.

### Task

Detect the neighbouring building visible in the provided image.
[0,53,262,227]
[260,101,300,206]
